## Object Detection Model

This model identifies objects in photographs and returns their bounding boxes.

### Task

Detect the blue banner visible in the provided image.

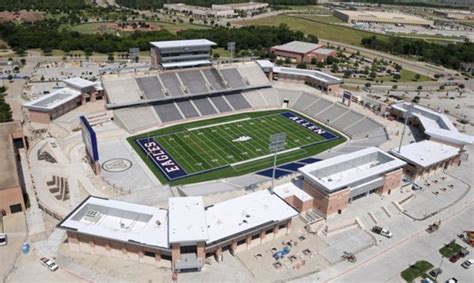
[136,138,188,181]
[280,112,338,140]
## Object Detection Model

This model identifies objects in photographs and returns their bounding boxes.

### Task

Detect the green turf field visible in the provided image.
[129,110,345,185]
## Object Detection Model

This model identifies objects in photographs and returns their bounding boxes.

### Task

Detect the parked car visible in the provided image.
[449,253,462,263]
[371,226,393,238]
[446,278,458,283]
[461,259,473,269]
[0,233,7,246]
[40,257,58,272]
[429,267,442,277]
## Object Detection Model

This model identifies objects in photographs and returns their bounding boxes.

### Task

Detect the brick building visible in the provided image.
[0,121,26,216]
[390,141,461,181]
[271,41,335,64]
[298,147,406,217]
[58,190,298,272]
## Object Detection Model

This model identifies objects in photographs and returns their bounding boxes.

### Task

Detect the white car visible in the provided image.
[461,259,473,269]
[0,233,7,246]
[40,257,59,272]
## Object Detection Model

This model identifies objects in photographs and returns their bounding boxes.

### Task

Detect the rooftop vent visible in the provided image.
[84,209,101,223]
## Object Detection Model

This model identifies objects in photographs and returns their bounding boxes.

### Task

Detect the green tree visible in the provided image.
[414,74,421,81]
[296,62,307,69]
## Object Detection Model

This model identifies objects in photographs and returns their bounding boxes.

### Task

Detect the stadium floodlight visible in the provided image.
[269,133,286,192]
[227,42,236,59]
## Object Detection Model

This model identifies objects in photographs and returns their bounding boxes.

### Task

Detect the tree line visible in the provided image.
[116,0,317,10]
[0,0,86,11]
[361,36,473,70]
[0,87,13,123]
[0,20,309,55]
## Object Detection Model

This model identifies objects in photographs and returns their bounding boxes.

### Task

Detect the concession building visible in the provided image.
[58,190,298,272]
[23,77,103,123]
[390,140,461,180]
[298,147,406,217]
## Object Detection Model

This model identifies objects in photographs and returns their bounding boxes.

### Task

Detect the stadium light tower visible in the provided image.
[397,110,412,153]
[269,133,286,192]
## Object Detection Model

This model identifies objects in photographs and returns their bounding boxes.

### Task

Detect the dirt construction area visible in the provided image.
[0,10,44,22]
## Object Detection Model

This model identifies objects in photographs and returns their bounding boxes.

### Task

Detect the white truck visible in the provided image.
[371,226,393,238]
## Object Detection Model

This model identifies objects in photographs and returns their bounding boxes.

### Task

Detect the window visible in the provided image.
[237,239,246,246]
[265,229,273,235]
[278,224,286,230]
[251,234,260,240]
[10,204,22,214]
[144,251,155,258]
[161,254,172,261]
[180,245,197,254]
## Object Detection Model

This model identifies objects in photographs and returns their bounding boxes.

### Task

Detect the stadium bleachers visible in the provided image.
[331,110,365,131]
[259,88,280,107]
[202,68,226,90]
[275,89,303,108]
[316,103,349,123]
[178,70,210,94]
[136,76,166,99]
[176,100,200,119]
[154,103,184,123]
[224,93,251,110]
[102,78,142,104]
[303,97,334,117]
[292,92,320,112]
[210,95,233,112]
[159,73,184,96]
[220,68,246,88]
[238,64,269,86]
[114,106,161,132]
[242,90,267,109]
[193,97,218,116]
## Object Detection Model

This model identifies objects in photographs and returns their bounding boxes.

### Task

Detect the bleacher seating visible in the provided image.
[178,70,209,94]
[292,93,320,112]
[238,64,269,86]
[316,103,348,123]
[136,76,166,99]
[202,68,226,90]
[224,93,251,110]
[114,106,161,133]
[176,100,200,119]
[154,103,184,123]
[303,98,333,117]
[159,73,184,96]
[259,88,280,107]
[193,97,218,116]
[242,90,267,109]
[210,95,233,112]
[331,110,365,131]
[220,68,246,88]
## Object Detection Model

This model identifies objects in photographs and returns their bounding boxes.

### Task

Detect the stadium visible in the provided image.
[100,44,388,185]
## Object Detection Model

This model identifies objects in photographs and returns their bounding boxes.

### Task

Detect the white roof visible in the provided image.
[313,48,335,55]
[256,59,274,69]
[273,41,322,54]
[63,77,96,90]
[273,66,342,84]
[150,39,216,49]
[392,102,473,145]
[23,87,81,111]
[273,182,313,202]
[168,197,209,244]
[390,140,459,168]
[299,147,406,192]
[205,190,298,245]
[58,197,169,248]
[161,59,212,69]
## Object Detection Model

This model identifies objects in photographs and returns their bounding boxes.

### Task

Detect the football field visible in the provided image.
[130,110,344,184]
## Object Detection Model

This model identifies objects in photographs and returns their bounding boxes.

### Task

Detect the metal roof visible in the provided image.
[273,41,322,54]
[390,140,459,168]
[23,87,82,112]
[150,39,216,49]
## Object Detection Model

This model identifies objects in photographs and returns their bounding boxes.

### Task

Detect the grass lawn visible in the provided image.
[400,260,434,282]
[128,109,345,185]
[439,241,463,257]
[212,48,231,58]
[69,20,208,34]
[237,15,390,46]
[297,14,344,24]
[372,69,432,83]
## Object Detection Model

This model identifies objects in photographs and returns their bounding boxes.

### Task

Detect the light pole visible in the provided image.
[398,110,411,153]
[434,256,445,281]
[269,133,286,193]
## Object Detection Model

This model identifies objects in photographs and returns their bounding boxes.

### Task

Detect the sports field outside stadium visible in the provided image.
[128,109,346,185]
